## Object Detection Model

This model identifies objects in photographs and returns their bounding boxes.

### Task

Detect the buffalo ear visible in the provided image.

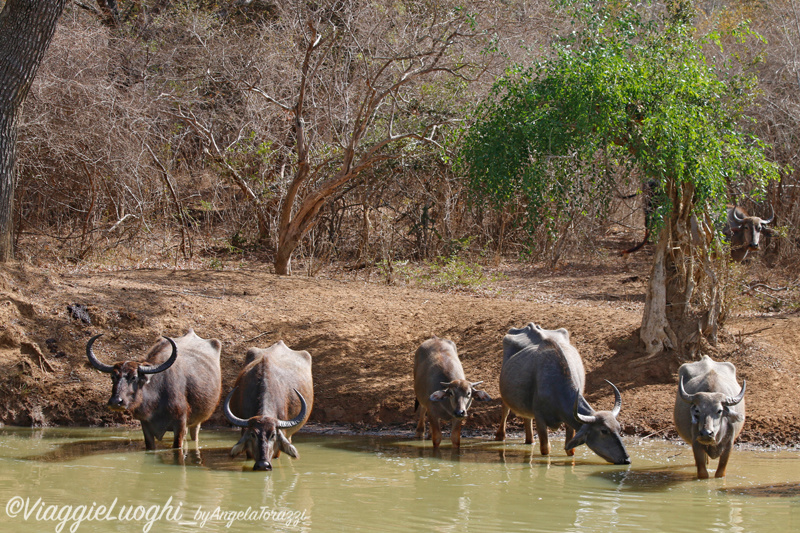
[474,390,492,402]
[761,226,774,236]
[277,432,299,458]
[230,435,248,457]
[429,390,448,402]
[726,410,745,424]
[565,425,589,451]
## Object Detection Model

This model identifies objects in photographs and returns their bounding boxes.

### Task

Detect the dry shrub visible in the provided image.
[14,1,797,280]
[16,1,554,270]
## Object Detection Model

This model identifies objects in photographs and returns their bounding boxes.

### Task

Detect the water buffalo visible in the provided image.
[86,329,222,450]
[223,341,313,471]
[724,205,774,262]
[674,355,746,479]
[414,336,491,448]
[495,323,630,465]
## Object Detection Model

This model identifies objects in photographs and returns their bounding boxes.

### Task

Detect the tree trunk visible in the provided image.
[0,104,15,261]
[0,0,67,261]
[640,181,722,359]
[640,226,679,356]
[274,240,294,275]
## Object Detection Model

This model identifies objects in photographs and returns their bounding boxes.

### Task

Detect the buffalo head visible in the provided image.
[728,206,774,260]
[679,376,745,446]
[566,381,630,465]
[429,379,491,419]
[86,334,178,412]
[224,387,307,471]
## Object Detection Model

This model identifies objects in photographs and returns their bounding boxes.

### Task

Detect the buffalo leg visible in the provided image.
[451,419,463,448]
[533,413,550,456]
[715,447,732,478]
[565,426,575,456]
[428,413,442,449]
[524,418,534,445]
[494,404,510,441]
[189,424,200,443]
[416,405,427,439]
[692,442,710,479]
[172,419,187,449]
[141,422,156,451]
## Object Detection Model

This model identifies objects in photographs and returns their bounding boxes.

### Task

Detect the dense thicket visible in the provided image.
[11,0,800,275]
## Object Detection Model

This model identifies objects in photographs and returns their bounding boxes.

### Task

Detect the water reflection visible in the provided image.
[720,483,800,498]
[1,429,798,533]
[23,437,141,462]
[590,466,697,491]
[155,447,247,470]
[320,435,624,468]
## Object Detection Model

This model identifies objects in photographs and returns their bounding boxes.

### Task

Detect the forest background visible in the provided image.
[10,0,798,281]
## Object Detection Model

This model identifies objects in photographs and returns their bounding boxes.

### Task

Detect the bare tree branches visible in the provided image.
[261,2,495,274]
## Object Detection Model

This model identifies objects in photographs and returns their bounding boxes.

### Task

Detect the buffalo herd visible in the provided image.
[85,324,746,478]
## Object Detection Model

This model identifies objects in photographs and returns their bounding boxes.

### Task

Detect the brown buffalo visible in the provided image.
[223,341,313,471]
[724,205,774,262]
[414,336,491,448]
[86,329,222,450]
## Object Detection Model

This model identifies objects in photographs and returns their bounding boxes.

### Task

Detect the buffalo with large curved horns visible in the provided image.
[224,341,314,471]
[674,355,746,478]
[85,329,222,450]
[725,205,774,262]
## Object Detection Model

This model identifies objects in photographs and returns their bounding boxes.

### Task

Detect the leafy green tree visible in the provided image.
[461,0,779,357]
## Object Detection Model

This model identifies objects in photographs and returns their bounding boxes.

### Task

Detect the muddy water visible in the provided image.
[0,428,797,532]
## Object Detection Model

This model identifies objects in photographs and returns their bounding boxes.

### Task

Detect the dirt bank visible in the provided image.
[0,261,797,447]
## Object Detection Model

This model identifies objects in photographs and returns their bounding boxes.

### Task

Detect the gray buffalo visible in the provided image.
[674,355,746,479]
[223,341,313,471]
[495,323,630,465]
[414,336,491,448]
[724,205,774,262]
[86,329,222,450]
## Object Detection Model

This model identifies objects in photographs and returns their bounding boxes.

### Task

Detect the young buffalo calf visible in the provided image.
[414,336,491,448]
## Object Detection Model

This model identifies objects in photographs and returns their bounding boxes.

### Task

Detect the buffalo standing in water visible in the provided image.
[495,323,630,465]
[223,341,313,471]
[674,355,746,478]
[86,329,222,450]
[414,336,491,449]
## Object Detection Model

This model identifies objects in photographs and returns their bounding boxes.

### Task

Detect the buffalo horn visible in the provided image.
[223,387,249,427]
[606,380,622,418]
[86,334,115,373]
[722,380,746,406]
[470,381,484,388]
[731,206,745,223]
[138,337,178,375]
[277,389,308,430]
[678,375,695,404]
[573,395,597,424]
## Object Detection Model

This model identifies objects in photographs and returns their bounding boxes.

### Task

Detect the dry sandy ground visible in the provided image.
[0,259,797,447]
